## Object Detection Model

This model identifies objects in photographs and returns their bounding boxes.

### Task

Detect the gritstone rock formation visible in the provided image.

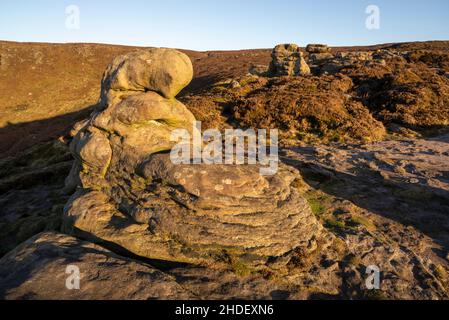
[62,48,325,268]
[306,44,331,54]
[268,44,311,77]
[306,50,401,75]
[0,232,192,300]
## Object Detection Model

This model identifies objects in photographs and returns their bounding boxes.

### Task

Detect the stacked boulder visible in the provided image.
[63,48,326,268]
[305,44,334,73]
[64,49,197,192]
[268,44,311,77]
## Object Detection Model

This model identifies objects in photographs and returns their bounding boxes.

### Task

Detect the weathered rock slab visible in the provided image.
[63,154,324,267]
[0,232,192,300]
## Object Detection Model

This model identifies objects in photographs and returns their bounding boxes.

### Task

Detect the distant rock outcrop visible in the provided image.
[304,49,403,75]
[268,44,311,76]
[306,44,331,54]
[62,48,326,269]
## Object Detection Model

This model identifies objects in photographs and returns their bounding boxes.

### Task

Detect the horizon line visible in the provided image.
[1,39,449,53]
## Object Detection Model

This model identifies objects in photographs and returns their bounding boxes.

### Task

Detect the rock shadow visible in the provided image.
[0,104,97,157]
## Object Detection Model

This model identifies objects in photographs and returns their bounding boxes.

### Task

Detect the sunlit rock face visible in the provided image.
[63,48,325,268]
[268,44,311,77]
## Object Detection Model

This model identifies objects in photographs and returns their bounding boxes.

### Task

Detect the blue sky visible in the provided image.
[0,0,448,50]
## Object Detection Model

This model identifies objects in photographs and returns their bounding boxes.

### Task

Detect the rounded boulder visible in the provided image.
[100,48,193,103]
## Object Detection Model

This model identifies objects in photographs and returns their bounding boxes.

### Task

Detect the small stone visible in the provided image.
[229,80,241,88]
[222,179,233,185]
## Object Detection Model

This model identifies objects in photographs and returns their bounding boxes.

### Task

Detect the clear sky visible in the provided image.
[1,0,448,51]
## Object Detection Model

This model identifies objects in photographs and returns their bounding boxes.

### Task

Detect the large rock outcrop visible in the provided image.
[268,44,311,77]
[62,48,324,268]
